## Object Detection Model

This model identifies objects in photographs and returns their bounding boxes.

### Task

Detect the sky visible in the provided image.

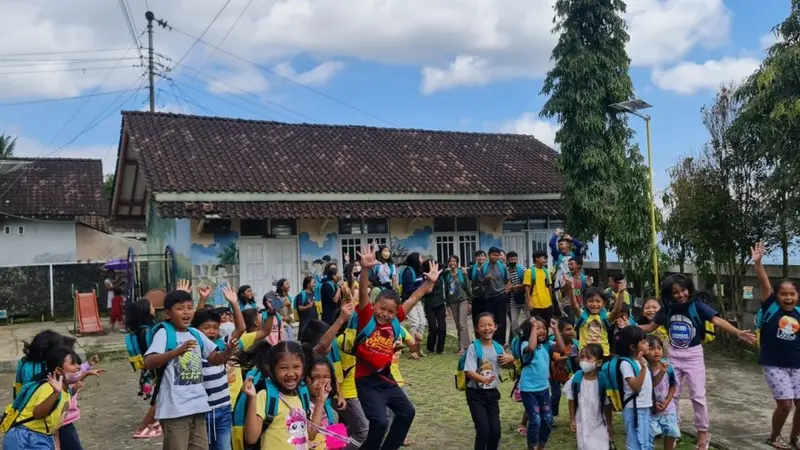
[0,0,791,263]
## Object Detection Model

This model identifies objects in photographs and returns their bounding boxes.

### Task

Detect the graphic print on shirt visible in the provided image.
[587,320,603,344]
[172,345,203,385]
[667,314,696,349]
[778,316,800,341]
[479,357,494,389]
[286,407,309,449]
[363,327,394,356]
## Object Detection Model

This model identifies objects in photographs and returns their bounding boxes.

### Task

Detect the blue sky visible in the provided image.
[0,0,791,263]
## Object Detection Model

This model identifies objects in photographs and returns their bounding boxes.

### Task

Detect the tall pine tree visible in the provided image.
[541,0,643,284]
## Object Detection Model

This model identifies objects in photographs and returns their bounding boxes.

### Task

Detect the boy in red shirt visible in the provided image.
[354,243,440,450]
[110,287,125,333]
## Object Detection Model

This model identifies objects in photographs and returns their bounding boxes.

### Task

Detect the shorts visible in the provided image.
[109,311,123,324]
[763,366,800,400]
[650,412,681,438]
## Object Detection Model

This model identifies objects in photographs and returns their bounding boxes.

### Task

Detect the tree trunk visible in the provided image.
[598,232,608,288]
[714,262,726,317]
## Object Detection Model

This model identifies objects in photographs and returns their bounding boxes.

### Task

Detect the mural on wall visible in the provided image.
[389,219,434,264]
[478,216,504,251]
[146,203,191,291]
[298,230,338,286]
[191,227,240,307]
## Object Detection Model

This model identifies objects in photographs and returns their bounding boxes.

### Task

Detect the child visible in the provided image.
[565,343,610,450]
[549,318,579,427]
[387,328,416,447]
[516,316,565,450]
[523,250,554,324]
[59,350,106,450]
[307,356,340,449]
[752,242,800,449]
[422,259,447,354]
[402,252,426,359]
[465,313,517,450]
[443,255,472,355]
[606,274,632,309]
[242,341,327,449]
[275,279,296,341]
[3,347,74,450]
[126,298,161,439]
[374,245,397,291]
[193,285,246,450]
[638,298,669,347]
[14,330,76,399]
[567,280,626,357]
[353,243,439,450]
[110,287,125,333]
[639,274,756,449]
[549,228,584,298]
[144,284,237,450]
[238,285,259,311]
[334,311,370,450]
[645,335,679,450]
[295,276,320,333]
[616,326,654,450]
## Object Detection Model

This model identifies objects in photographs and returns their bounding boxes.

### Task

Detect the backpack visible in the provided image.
[455,339,504,391]
[397,266,418,297]
[686,302,716,344]
[599,356,640,419]
[13,360,45,400]
[328,339,344,383]
[508,336,535,396]
[125,325,152,371]
[314,280,337,311]
[477,261,508,283]
[571,370,607,424]
[149,322,206,402]
[574,309,612,342]
[550,337,579,383]
[341,312,403,358]
[1,379,63,433]
[232,370,312,450]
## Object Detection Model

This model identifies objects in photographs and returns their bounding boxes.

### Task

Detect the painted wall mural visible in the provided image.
[389,218,434,264]
[146,203,191,291]
[478,216,504,251]
[299,231,339,286]
[191,221,240,307]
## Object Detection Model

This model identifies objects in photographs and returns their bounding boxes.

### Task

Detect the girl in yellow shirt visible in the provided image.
[3,347,75,450]
[566,279,626,356]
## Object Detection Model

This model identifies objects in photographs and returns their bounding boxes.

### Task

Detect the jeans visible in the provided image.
[465,388,501,450]
[509,302,531,341]
[549,379,562,418]
[356,374,415,450]
[58,424,82,450]
[206,404,232,450]
[521,389,553,448]
[622,407,653,450]
[449,301,471,350]
[425,304,447,353]
[485,294,509,346]
[338,398,370,450]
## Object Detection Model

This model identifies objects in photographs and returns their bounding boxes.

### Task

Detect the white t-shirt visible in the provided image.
[565,374,609,450]
[104,278,114,308]
[219,322,236,343]
[619,360,653,409]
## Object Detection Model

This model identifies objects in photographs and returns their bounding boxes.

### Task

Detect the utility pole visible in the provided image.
[146,11,155,113]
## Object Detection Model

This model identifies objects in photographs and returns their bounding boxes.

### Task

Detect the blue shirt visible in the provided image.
[519,341,552,393]
[656,301,719,349]
[759,294,800,368]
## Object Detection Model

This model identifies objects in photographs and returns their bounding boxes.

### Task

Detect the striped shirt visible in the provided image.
[202,360,230,409]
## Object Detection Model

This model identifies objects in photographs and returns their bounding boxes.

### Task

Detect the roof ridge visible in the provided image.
[0,157,102,163]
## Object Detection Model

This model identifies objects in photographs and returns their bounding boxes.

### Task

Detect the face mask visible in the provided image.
[353,269,361,277]
[508,262,516,268]
[579,360,597,373]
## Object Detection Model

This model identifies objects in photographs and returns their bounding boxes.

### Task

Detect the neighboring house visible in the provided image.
[110,112,565,303]
[0,157,140,266]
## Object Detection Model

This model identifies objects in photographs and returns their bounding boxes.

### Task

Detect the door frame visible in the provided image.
[238,236,268,295]
[264,235,301,297]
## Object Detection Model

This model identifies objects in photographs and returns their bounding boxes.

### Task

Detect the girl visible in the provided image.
[3,347,75,450]
[59,350,106,450]
[296,276,320,333]
[443,255,472,355]
[15,331,76,399]
[374,245,396,291]
[307,356,339,449]
[752,242,800,449]
[320,263,342,325]
[640,274,756,450]
[638,298,668,345]
[645,335,679,450]
[126,298,162,439]
[238,285,259,311]
[276,279,296,341]
[567,279,626,357]
[566,343,610,450]
[402,252,425,359]
[242,341,326,450]
[465,313,517,450]
[343,263,360,301]
[616,326,653,450]
[422,259,447,354]
[516,316,565,450]
[549,318,578,428]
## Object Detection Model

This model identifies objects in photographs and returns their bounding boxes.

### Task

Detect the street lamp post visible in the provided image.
[610,99,659,293]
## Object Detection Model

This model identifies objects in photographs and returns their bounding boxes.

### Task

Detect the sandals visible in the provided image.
[766,436,791,450]
[133,423,162,439]
[515,426,527,436]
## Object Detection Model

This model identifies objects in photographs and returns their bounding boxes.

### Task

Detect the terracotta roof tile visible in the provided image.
[0,158,105,217]
[121,112,563,195]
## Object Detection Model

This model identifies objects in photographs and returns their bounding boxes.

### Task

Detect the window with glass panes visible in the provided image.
[502,217,562,267]
[433,217,478,266]
[338,219,389,262]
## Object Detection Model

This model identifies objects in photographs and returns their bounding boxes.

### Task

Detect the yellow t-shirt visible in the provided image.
[16,383,70,434]
[607,288,631,306]
[577,311,610,356]
[230,331,262,401]
[523,267,552,309]
[256,391,308,450]
[390,352,405,387]
[336,335,357,400]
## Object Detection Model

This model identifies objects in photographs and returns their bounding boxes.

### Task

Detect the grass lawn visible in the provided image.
[400,336,700,449]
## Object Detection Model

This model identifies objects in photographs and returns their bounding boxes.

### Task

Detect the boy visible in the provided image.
[479,247,511,346]
[354,243,440,450]
[549,228,584,295]
[110,287,125,333]
[560,257,589,320]
[524,250,554,323]
[144,283,237,450]
[470,250,488,334]
[506,251,529,341]
[606,273,632,308]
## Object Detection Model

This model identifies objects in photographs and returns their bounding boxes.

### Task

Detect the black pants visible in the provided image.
[531,306,554,325]
[425,304,447,353]
[356,374,415,450]
[550,379,562,418]
[59,423,83,450]
[485,294,509,346]
[466,388,501,450]
[471,295,486,339]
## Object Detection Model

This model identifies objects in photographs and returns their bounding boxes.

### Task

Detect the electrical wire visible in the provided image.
[198,0,255,71]
[118,0,142,56]
[0,88,144,107]
[0,49,131,58]
[166,76,277,121]
[170,0,231,70]
[0,65,138,75]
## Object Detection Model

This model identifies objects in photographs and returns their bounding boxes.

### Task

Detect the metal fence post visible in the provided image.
[49,264,54,319]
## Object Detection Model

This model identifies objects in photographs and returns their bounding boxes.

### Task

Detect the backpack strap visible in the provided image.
[324,399,336,424]
[263,379,280,430]
[571,370,584,412]
[762,301,782,325]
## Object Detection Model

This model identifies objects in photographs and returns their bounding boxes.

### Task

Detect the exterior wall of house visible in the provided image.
[146,203,192,291]
[478,216,504,250]
[76,224,145,261]
[190,219,240,306]
[298,219,340,285]
[390,218,434,263]
[0,218,76,266]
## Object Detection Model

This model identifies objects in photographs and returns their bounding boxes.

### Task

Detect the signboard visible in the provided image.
[743,286,754,300]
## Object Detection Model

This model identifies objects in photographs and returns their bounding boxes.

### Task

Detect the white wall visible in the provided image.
[0,218,77,266]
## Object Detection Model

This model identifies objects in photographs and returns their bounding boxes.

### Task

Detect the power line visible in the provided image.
[198,0,254,71]
[0,48,131,58]
[167,76,278,121]
[158,19,395,126]
[118,0,142,56]
[0,57,140,64]
[169,0,231,70]
[0,65,139,75]
[0,58,139,69]
[0,88,144,107]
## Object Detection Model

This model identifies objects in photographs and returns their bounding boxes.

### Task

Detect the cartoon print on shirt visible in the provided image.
[778,316,800,341]
[286,408,308,449]
[478,357,494,389]
[172,344,202,385]
[586,320,603,344]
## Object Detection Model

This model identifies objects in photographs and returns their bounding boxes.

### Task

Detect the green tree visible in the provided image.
[103,174,114,200]
[541,0,640,284]
[0,134,16,157]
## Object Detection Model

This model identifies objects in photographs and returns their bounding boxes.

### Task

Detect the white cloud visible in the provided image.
[271,61,345,86]
[0,0,734,99]
[207,68,271,95]
[651,57,760,95]
[760,31,783,49]
[499,113,559,149]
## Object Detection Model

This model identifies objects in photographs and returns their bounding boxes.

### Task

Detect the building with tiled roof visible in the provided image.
[111,112,565,302]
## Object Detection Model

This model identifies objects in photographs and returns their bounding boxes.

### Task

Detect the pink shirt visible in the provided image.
[62,362,91,426]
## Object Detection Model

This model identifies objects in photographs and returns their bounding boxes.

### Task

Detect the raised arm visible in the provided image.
[608,282,626,322]
[549,318,566,354]
[401,261,441,316]
[549,231,560,259]
[196,284,211,310]
[751,242,772,302]
[567,277,581,316]
[223,286,247,340]
[357,243,378,310]
[313,302,354,356]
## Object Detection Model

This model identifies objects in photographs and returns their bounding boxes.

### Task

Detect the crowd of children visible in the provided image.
[6,233,800,450]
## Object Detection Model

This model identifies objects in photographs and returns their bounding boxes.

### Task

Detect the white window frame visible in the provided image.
[339,235,389,263]
[433,232,478,266]
[2,226,9,235]
[16,226,24,236]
